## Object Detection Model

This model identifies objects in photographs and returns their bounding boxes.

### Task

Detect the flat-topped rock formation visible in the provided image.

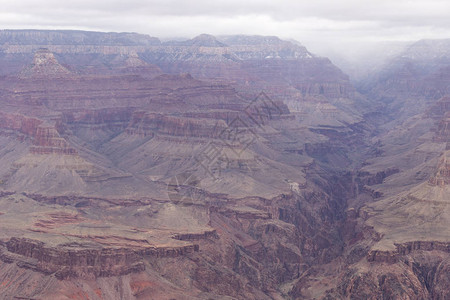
[0,29,162,46]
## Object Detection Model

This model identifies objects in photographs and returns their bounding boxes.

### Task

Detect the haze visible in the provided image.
[1,0,450,56]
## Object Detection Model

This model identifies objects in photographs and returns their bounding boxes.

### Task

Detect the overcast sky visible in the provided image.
[1,0,450,55]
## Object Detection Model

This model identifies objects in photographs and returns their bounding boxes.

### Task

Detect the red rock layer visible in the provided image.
[1,237,198,280]
[367,241,450,263]
[0,111,43,137]
[30,125,77,155]
[0,112,76,155]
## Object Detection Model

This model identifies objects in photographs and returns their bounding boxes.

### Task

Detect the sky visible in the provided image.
[1,0,450,55]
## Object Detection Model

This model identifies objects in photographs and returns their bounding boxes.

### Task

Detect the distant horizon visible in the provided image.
[0,27,439,43]
[0,27,438,80]
[2,0,450,61]
[0,27,433,55]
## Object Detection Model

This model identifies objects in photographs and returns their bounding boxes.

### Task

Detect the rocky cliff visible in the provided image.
[0,111,75,155]
[1,237,202,280]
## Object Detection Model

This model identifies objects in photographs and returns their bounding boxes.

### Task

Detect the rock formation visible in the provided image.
[19,48,71,78]
[0,30,448,299]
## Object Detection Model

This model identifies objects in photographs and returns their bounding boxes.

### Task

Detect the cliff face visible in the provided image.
[30,125,77,155]
[0,112,75,155]
[126,112,228,138]
[2,238,146,279]
[0,111,43,137]
[367,241,450,263]
[2,237,201,280]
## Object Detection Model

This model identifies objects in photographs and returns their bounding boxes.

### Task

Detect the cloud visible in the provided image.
[0,0,450,55]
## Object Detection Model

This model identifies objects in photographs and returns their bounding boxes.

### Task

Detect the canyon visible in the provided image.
[0,30,448,299]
